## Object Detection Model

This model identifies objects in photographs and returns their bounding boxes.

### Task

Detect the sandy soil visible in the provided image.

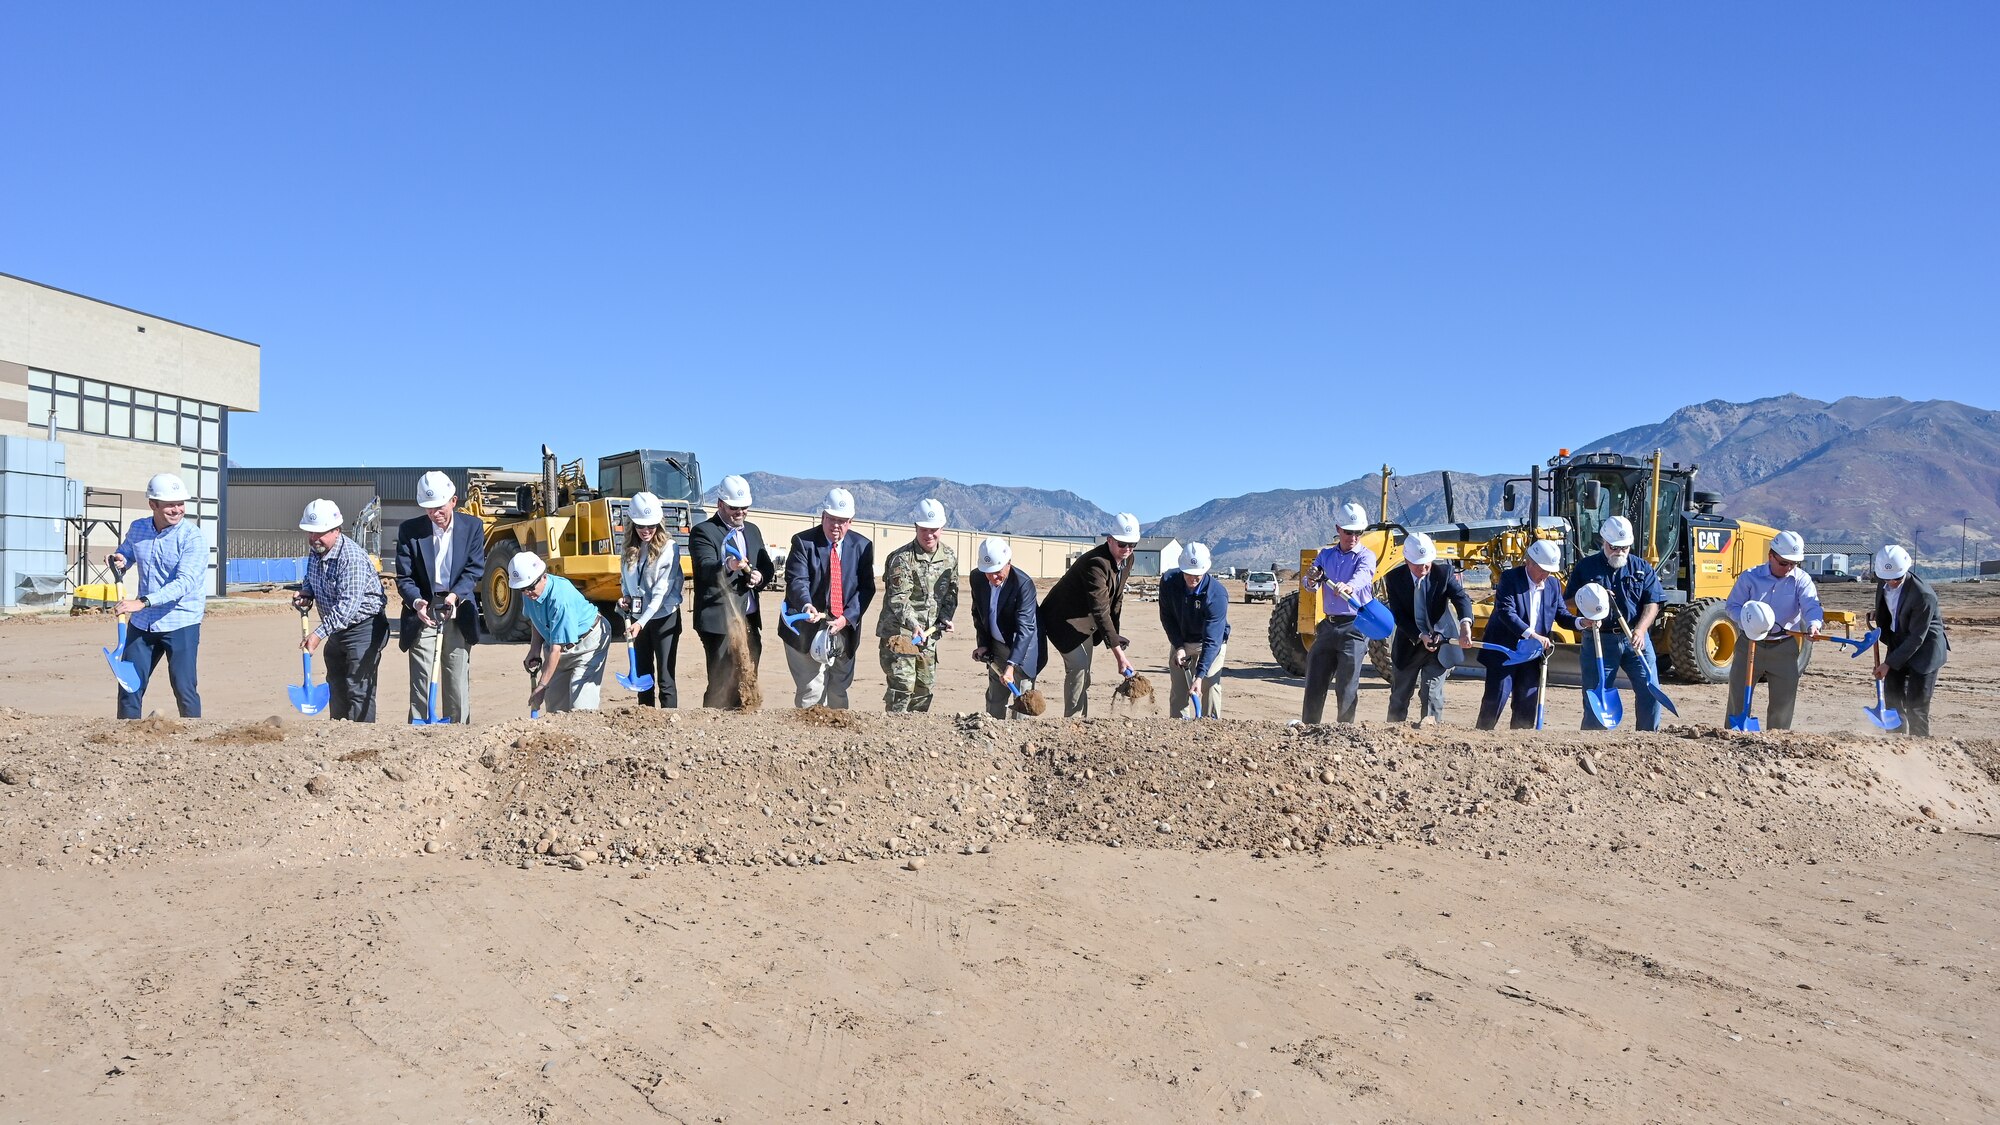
[2,582,1997,1123]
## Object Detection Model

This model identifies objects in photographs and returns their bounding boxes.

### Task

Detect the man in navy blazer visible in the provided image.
[1476,539,1576,730]
[395,471,486,724]
[782,488,877,708]
[970,537,1044,719]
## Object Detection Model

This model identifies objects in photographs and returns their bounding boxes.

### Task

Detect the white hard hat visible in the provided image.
[299,499,343,533]
[1181,542,1212,576]
[416,470,455,509]
[977,536,1012,573]
[146,473,190,502]
[716,474,754,508]
[1770,530,1806,563]
[821,487,856,519]
[1737,599,1776,641]
[809,628,835,663]
[628,491,664,527]
[1873,544,1912,580]
[1526,539,1563,571]
[1403,532,1437,566]
[914,498,947,529]
[1108,512,1142,544]
[1601,516,1635,548]
[506,551,548,590]
[1335,502,1369,532]
[1574,581,1611,621]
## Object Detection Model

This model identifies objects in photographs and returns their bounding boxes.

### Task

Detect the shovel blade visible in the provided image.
[1727,713,1761,732]
[289,683,330,716]
[1586,688,1622,729]
[1645,681,1679,716]
[616,672,656,691]
[1865,704,1902,730]
[103,649,142,693]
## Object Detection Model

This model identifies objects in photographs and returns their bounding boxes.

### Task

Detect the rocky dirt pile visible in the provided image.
[1,706,1993,880]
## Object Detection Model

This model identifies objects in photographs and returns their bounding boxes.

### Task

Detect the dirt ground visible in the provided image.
[2,580,1997,1123]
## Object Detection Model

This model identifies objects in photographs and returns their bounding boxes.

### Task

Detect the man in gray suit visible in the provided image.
[1871,544,1949,737]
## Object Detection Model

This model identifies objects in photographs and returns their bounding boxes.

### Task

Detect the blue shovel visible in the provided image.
[1864,637,1902,731]
[102,612,142,693]
[1354,595,1395,641]
[288,611,331,716]
[412,620,453,726]
[1583,624,1623,729]
[1464,637,1546,666]
[614,615,655,693]
[779,603,814,636]
[1726,632,1761,732]
[1611,607,1677,716]
[1792,628,1877,657]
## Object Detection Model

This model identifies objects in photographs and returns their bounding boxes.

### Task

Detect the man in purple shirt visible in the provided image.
[1300,502,1378,724]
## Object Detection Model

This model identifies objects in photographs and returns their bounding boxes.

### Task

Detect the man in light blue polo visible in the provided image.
[106,472,209,719]
[510,552,608,713]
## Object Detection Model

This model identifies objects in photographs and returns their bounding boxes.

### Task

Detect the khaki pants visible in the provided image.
[408,622,473,724]
[545,621,608,713]
[1169,642,1226,719]
[1728,635,1801,730]
[1059,642,1096,717]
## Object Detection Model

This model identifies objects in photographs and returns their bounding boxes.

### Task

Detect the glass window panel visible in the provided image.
[56,374,79,393]
[108,404,131,438]
[108,385,131,402]
[200,420,220,451]
[157,396,177,414]
[82,399,106,433]
[153,412,176,445]
[200,452,221,469]
[83,380,106,399]
[29,388,51,421]
[200,402,219,420]
[29,370,51,388]
[56,396,79,430]
[134,390,155,407]
[199,469,219,498]
[131,410,155,443]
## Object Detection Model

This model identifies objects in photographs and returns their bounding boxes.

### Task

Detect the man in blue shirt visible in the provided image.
[1159,542,1229,719]
[1300,502,1377,724]
[1565,516,1667,731]
[106,473,208,719]
[1724,530,1824,730]
[510,552,608,713]
[293,499,390,722]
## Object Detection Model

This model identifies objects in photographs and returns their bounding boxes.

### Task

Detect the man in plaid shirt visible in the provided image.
[292,499,390,721]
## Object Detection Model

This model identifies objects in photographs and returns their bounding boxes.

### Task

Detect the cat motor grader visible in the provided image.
[1265,451,1858,683]
[466,446,703,641]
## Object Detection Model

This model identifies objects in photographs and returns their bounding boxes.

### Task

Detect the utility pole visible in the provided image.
[1962,518,1971,581]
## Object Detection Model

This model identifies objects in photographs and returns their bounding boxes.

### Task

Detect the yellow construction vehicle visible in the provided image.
[466,446,702,641]
[1266,452,1858,683]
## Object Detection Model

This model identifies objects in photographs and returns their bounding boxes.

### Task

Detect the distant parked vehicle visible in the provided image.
[1814,568,1864,584]
[1244,571,1279,603]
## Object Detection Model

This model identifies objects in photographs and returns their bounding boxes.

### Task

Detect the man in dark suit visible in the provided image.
[1039,513,1140,716]
[1382,533,1473,725]
[1872,543,1948,737]
[690,474,774,709]
[395,470,486,724]
[970,537,1044,720]
[1477,539,1576,730]
[782,488,877,708]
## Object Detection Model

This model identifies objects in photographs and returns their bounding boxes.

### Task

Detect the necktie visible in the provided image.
[1411,572,1430,634]
[828,536,844,620]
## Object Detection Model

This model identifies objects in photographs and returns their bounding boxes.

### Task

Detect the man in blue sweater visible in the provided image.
[1159,542,1229,718]
[1564,517,1667,731]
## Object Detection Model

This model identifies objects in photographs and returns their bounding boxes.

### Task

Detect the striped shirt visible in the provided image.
[116,516,209,633]
[302,534,385,638]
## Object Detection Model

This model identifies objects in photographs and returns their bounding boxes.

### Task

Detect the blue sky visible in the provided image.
[6,3,1995,520]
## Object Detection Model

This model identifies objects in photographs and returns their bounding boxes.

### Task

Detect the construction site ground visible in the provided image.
[2,579,1997,1123]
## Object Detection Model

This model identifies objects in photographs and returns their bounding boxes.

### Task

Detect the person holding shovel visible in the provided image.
[1476,539,1576,730]
[106,472,209,719]
[1871,543,1948,737]
[690,474,774,709]
[970,538,1045,720]
[511,552,609,713]
[1040,512,1141,716]
[877,498,959,712]
[1565,516,1667,731]
[619,491,684,708]
[1382,532,1473,725]
[782,488,877,709]
[1300,502,1378,725]
[1159,542,1230,719]
[395,470,485,724]
[1723,530,1824,731]
[293,499,389,722]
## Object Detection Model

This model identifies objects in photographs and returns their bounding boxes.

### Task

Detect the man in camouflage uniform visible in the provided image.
[877,498,959,712]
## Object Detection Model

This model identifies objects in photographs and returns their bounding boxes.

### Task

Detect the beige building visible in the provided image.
[0,272,260,594]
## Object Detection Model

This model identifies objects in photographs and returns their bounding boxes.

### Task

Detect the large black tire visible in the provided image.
[1667,598,1732,684]
[1267,591,1308,677]
[1368,638,1393,681]
[482,539,531,642]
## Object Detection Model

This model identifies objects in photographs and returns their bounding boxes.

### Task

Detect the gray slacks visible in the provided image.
[1301,616,1367,724]
[408,622,473,724]
[1727,635,1801,730]
[1386,654,1448,723]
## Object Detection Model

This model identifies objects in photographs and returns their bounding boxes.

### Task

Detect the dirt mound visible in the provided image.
[793,706,859,728]
[82,715,183,744]
[203,718,289,746]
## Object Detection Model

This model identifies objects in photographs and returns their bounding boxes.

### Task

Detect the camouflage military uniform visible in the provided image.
[876,539,959,712]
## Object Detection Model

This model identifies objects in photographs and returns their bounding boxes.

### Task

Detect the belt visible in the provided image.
[1322,614,1357,624]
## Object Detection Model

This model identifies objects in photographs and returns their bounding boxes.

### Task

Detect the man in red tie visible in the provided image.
[782,488,877,708]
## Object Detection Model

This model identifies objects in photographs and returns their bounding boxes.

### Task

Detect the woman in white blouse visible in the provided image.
[620,492,685,707]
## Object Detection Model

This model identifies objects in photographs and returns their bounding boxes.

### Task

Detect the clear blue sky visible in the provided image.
[7,3,1995,520]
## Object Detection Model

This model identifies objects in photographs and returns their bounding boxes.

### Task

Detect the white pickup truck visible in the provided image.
[1244,570,1279,603]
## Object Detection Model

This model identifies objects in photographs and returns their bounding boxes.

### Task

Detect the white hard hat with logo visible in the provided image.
[1873,544,1912,580]
[914,498,947,529]
[716,475,754,508]
[1404,532,1437,566]
[1574,581,1612,621]
[1108,513,1142,544]
[628,491,664,527]
[299,499,343,533]
[977,537,1012,573]
[1526,540,1562,571]
[1770,530,1806,562]
[146,473,191,502]
[822,487,856,519]
[1601,516,1635,548]
[1335,502,1369,532]
[1181,543,1212,576]
[416,470,455,509]
[1737,600,1776,640]
[507,552,548,589]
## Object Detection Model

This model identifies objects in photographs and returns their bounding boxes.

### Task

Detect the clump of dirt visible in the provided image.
[1113,674,1154,704]
[1013,687,1047,716]
[887,636,922,657]
[722,613,762,711]
[85,716,185,744]
[512,729,583,760]
[794,707,860,729]
[203,720,287,746]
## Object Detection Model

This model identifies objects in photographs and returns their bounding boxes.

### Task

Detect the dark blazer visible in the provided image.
[782,526,877,653]
[1876,573,1948,675]
[1039,542,1130,654]
[689,515,773,635]
[1479,565,1576,669]
[972,567,1046,678]
[1384,563,1473,669]
[394,512,486,649]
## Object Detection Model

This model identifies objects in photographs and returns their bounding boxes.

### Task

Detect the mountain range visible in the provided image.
[721,395,1999,569]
